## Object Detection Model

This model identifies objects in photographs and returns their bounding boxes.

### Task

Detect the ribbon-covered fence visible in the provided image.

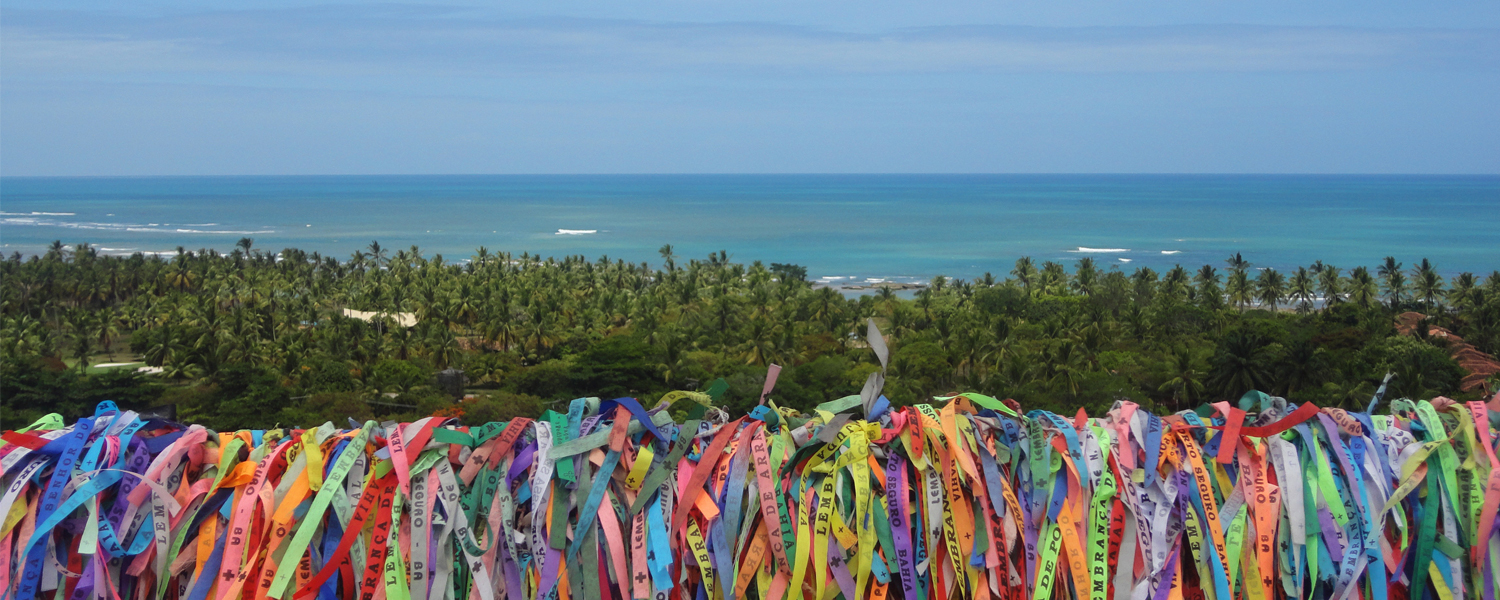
[2,389,1498,600]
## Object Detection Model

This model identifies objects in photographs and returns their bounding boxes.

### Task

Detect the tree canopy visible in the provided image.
[4,242,1497,428]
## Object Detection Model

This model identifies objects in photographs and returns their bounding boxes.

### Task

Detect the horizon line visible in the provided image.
[4,172,1499,179]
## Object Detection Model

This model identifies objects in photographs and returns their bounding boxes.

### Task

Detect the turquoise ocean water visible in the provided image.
[1,175,1496,284]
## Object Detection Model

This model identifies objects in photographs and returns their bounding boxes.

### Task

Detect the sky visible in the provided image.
[1,0,1497,175]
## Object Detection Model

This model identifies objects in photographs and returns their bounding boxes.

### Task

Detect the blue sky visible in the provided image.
[2,0,1496,175]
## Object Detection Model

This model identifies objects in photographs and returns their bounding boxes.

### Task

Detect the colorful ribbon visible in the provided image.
[2,387,1498,600]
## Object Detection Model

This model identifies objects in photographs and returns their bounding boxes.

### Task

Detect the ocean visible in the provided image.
[2,175,1496,285]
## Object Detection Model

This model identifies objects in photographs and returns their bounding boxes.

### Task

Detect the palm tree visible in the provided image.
[481,303,519,351]
[1254,268,1286,311]
[526,313,560,357]
[64,309,94,371]
[1209,331,1273,396]
[1347,267,1380,309]
[165,260,197,291]
[738,318,781,365]
[448,285,481,331]
[93,309,121,360]
[14,230,1500,431]
[1011,257,1038,297]
[1130,268,1159,303]
[1317,265,1344,310]
[1072,320,1107,367]
[1194,266,1222,309]
[1410,258,1444,310]
[1039,262,1069,296]
[744,283,774,320]
[1162,266,1191,302]
[1158,348,1206,410]
[951,317,989,378]
[1,316,50,359]
[425,326,463,370]
[1378,257,1406,308]
[912,288,935,324]
[368,241,388,267]
[710,289,742,337]
[886,304,919,339]
[1043,340,1087,398]
[143,327,184,367]
[385,326,417,360]
[980,317,1015,368]
[44,240,67,262]
[1289,267,1315,313]
[658,244,677,272]
[1448,272,1479,311]
[1072,258,1099,296]
[875,286,898,316]
[810,287,840,329]
[653,326,690,384]
[1275,339,1326,396]
[1226,269,1252,311]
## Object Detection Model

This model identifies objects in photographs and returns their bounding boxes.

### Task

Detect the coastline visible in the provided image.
[835,281,927,292]
[811,278,929,298]
[3,174,1499,281]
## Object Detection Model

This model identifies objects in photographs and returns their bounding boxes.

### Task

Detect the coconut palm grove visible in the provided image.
[3,240,1497,427]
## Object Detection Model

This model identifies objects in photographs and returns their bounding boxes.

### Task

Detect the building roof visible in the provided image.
[342,308,418,328]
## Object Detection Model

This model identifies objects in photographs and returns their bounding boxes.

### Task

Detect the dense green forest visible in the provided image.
[4,240,1498,430]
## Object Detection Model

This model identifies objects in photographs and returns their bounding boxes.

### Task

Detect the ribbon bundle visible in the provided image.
[2,389,1498,600]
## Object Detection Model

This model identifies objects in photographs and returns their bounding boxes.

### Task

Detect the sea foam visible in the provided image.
[1070,247,1130,253]
[3,216,271,235]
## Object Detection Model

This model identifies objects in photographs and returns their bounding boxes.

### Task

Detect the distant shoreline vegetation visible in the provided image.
[3,240,1497,429]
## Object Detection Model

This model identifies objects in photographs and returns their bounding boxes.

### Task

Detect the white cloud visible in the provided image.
[3,7,1496,81]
